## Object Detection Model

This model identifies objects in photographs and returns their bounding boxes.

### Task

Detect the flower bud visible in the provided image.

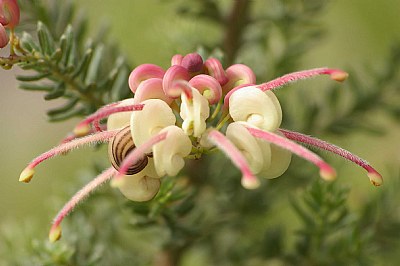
[0,23,8,48]
[162,65,190,98]
[133,78,174,105]
[171,54,183,66]
[129,64,165,93]
[181,52,203,73]
[189,74,222,104]
[204,58,228,86]
[0,0,20,28]
[223,64,256,93]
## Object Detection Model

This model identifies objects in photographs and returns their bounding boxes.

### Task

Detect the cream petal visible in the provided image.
[144,158,160,179]
[226,122,265,174]
[130,99,176,149]
[117,172,160,202]
[107,99,136,130]
[153,126,192,177]
[229,86,282,131]
[180,88,210,137]
[258,132,292,179]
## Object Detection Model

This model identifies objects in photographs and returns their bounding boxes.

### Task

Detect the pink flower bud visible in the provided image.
[162,65,191,98]
[133,78,174,105]
[222,64,256,94]
[128,64,165,93]
[0,0,20,28]
[181,52,203,73]
[189,74,222,105]
[171,54,183,66]
[204,58,228,86]
[0,23,8,48]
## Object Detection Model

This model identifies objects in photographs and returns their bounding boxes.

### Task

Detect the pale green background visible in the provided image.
[0,0,399,236]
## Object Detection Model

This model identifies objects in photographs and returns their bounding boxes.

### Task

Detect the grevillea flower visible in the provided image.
[19,52,383,242]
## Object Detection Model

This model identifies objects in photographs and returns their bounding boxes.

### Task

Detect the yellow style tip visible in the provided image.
[19,167,35,183]
[368,172,383,187]
[73,124,91,137]
[110,176,124,188]
[241,175,260,190]
[49,225,62,242]
[320,168,337,181]
[330,71,349,82]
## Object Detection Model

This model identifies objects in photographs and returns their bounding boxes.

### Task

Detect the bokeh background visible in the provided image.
[0,0,399,264]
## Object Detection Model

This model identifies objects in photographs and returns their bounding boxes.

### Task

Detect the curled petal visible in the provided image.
[131,99,176,147]
[133,78,174,104]
[257,67,349,91]
[153,126,192,177]
[0,0,20,28]
[247,127,336,181]
[116,163,161,202]
[207,130,260,189]
[226,122,266,174]
[279,129,383,186]
[222,64,256,93]
[189,74,222,105]
[107,99,136,130]
[0,23,8,48]
[162,65,191,98]
[204,58,228,86]
[145,158,160,178]
[181,52,203,73]
[229,86,282,131]
[223,83,253,110]
[257,133,292,179]
[171,54,183,66]
[180,88,210,137]
[129,64,165,93]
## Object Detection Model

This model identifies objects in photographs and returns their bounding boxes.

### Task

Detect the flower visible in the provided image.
[20,52,382,242]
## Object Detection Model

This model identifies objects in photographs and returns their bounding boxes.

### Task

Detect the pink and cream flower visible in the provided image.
[19,52,382,242]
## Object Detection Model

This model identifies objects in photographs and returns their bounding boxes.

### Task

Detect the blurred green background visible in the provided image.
[0,0,399,261]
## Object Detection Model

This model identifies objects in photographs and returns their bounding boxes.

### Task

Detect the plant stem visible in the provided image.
[222,0,252,65]
[0,54,103,107]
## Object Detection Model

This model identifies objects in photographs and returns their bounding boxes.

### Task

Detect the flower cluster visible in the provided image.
[0,0,19,49]
[19,52,382,242]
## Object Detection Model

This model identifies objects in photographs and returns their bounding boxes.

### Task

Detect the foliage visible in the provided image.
[1,0,399,265]
[1,0,132,121]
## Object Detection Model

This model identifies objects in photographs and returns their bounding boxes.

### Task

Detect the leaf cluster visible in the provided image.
[1,0,132,121]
